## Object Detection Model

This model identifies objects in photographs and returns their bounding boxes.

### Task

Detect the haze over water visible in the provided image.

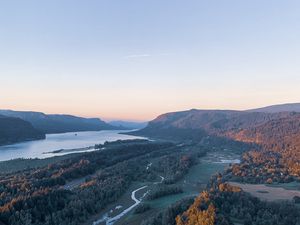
[0,130,144,162]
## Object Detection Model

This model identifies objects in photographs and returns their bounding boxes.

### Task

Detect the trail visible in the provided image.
[93,175,165,225]
[155,175,165,184]
[93,186,147,225]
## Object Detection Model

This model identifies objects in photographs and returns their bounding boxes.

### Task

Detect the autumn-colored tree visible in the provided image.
[176,191,216,225]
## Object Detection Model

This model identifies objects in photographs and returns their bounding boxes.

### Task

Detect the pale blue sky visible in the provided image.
[1,0,300,120]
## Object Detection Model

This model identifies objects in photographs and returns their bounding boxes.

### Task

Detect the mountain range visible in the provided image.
[1,103,299,147]
[130,103,300,142]
[0,110,116,134]
[130,103,300,181]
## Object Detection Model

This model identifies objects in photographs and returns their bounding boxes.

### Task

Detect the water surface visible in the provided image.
[0,130,144,161]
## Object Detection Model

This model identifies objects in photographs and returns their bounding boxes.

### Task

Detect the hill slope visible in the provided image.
[248,103,300,113]
[0,115,45,146]
[134,107,300,180]
[0,110,116,134]
[130,109,292,141]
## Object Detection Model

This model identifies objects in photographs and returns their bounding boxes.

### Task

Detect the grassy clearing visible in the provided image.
[229,182,300,201]
[267,181,300,191]
[118,152,234,225]
[146,160,227,210]
[89,149,239,225]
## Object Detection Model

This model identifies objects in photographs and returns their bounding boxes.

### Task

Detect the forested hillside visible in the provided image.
[132,110,293,139]
[133,110,300,180]
[0,116,45,146]
[227,113,300,183]
[176,177,300,225]
[0,110,116,134]
[2,106,300,224]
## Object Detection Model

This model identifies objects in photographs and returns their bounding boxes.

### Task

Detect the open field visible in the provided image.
[229,182,300,201]
[267,181,300,191]
[116,150,238,225]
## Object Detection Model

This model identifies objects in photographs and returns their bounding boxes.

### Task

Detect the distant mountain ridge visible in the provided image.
[0,115,45,146]
[0,110,117,134]
[248,103,300,113]
[108,120,148,130]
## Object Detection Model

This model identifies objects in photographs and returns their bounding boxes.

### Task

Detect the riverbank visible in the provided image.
[0,130,145,161]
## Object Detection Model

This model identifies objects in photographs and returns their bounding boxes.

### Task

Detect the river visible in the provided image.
[0,130,145,162]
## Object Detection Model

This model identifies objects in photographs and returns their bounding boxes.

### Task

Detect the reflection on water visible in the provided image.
[0,130,144,161]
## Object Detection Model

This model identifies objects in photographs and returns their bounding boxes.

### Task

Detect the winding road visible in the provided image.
[93,175,165,225]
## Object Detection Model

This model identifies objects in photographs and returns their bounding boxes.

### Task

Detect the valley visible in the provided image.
[113,150,239,225]
[2,1,300,224]
[0,135,244,225]
[1,104,300,225]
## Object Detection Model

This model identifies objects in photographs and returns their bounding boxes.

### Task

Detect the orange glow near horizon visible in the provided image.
[1,1,300,122]
[1,88,300,122]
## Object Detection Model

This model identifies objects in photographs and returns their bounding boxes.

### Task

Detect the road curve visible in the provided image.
[93,186,148,225]
[93,175,165,225]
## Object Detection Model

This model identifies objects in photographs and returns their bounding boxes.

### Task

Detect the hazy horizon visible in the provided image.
[2,101,300,122]
[1,1,300,120]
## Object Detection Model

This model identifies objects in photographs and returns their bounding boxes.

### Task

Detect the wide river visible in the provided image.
[0,130,144,162]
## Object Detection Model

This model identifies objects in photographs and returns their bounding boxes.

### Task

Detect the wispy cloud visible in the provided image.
[123,53,172,59]
[124,54,151,59]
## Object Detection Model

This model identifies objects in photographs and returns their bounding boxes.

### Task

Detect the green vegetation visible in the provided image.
[134,204,151,214]
[226,113,300,183]
[0,140,175,225]
[146,185,183,200]
[129,109,300,225]
[3,108,300,225]
[0,139,216,225]
[140,197,194,225]
[119,149,239,225]
[0,154,82,174]
[176,177,300,225]
[134,109,300,184]
[0,116,45,146]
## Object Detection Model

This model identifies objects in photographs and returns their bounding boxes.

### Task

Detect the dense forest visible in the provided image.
[133,109,300,225]
[227,113,300,183]
[0,140,174,224]
[0,139,211,225]
[2,108,300,225]
[176,176,300,225]
[131,110,294,139]
[0,115,45,146]
[134,110,300,183]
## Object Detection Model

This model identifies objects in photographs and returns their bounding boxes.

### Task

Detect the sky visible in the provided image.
[0,0,300,121]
